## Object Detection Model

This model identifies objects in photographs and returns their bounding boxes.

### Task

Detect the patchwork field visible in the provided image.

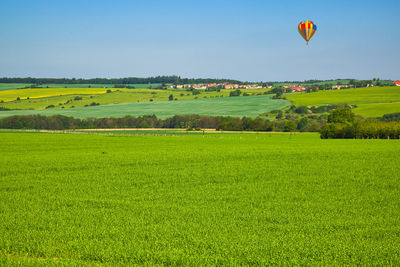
[0,88,190,110]
[0,86,273,110]
[0,95,289,119]
[1,132,399,265]
[286,86,400,117]
[2,85,399,119]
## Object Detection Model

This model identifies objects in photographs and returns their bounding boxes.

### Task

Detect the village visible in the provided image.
[167,82,357,91]
[168,83,268,90]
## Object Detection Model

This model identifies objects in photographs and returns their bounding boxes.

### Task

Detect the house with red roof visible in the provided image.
[393,81,400,86]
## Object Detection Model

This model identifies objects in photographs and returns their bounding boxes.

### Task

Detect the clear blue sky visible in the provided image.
[0,0,399,81]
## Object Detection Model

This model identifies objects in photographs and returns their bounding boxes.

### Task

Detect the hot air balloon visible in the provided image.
[298,20,317,45]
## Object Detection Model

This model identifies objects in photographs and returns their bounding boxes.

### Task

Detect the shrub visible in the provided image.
[295,106,308,114]
[229,89,242,97]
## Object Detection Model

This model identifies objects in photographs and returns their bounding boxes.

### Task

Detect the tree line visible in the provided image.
[0,114,323,132]
[2,110,399,138]
[0,76,242,85]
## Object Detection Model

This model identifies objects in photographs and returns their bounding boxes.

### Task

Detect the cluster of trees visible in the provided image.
[380,112,400,122]
[0,76,242,85]
[321,108,400,139]
[114,84,136,89]
[0,114,324,132]
[321,120,400,139]
[229,90,242,97]
[294,104,354,114]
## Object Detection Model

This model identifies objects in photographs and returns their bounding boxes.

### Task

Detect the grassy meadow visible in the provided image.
[0,132,399,265]
[0,95,289,119]
[286,86,400,117]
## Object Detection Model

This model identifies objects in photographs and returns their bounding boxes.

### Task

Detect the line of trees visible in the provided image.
[2,110,399,137]
[0,76,242,85]
[321,108,400,139]
[0,114,324,132]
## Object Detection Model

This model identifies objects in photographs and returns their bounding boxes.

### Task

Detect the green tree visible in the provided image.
[297,117,309,130]
[295,106,308,114]
[328,108,355,124]
[284,121,297,132]
[229,89,242,97]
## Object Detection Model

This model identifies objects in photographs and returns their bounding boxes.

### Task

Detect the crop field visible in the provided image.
[0,83,31,91]
[0,95,289,119]
[0,87,116,102]
[0,132,399,265]
[286,86,400,117]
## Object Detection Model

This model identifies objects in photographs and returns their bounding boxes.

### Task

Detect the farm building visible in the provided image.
[393,81,400,86]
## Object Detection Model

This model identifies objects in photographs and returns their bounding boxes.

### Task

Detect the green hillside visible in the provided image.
[286,86,400,117]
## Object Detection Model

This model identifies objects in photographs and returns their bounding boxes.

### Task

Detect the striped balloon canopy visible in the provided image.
[298,20,317,45]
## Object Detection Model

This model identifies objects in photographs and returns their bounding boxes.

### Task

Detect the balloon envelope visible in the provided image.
[298,20,317,44]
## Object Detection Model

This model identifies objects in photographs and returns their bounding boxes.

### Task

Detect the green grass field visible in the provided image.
[0,83,31,91]
[0,95,289,119]
[0,132,399,265]
[286,86,400,117]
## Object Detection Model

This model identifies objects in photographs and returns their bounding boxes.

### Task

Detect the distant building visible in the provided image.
[332,85,350,90]
[283,84,306,92]
[394,81,400,86]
